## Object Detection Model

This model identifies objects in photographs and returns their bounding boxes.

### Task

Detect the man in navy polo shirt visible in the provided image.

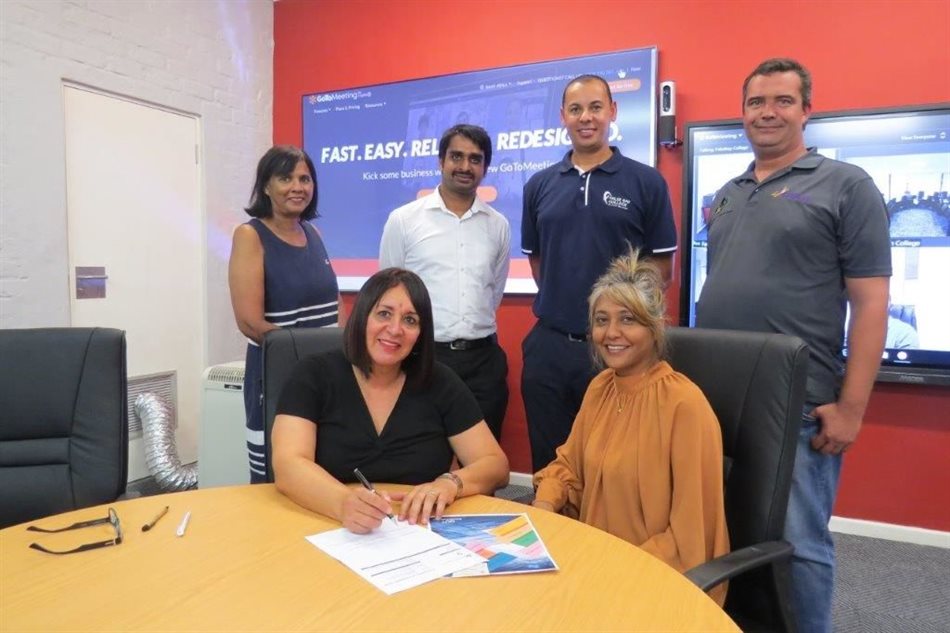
[520,74,677,472]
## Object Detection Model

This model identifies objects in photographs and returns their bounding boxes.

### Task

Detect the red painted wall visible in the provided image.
[275,0,950,531]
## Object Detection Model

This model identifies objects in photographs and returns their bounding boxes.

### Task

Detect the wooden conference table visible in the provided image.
[0,485,738,632]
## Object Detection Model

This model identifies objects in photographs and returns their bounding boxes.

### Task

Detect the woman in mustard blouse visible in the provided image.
[532,251,729,605]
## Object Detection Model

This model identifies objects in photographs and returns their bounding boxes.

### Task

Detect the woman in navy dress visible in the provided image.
[229,145,341,483]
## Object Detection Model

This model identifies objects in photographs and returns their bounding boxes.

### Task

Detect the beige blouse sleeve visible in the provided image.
[532,374,606,514]
[637,390,729,602]
[532,418,585,514]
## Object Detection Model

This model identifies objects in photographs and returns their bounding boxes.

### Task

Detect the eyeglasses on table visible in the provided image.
[27,507,123,555]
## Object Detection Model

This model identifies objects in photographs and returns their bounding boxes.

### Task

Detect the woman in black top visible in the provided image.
[273,268,509,533]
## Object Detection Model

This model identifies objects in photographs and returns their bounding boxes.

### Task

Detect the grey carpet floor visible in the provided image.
[833,532,950,633]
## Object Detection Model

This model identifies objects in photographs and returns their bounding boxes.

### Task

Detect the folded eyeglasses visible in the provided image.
[27,507,123,555]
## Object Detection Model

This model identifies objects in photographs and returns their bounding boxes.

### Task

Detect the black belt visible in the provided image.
[540,321,588,342]
[435,335,495,351]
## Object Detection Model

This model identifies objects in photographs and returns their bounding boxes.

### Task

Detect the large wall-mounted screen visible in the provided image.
[681,104,950,385]
[303,47,658,291]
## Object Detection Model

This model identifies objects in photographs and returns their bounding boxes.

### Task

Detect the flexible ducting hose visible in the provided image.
[133,392,198,491]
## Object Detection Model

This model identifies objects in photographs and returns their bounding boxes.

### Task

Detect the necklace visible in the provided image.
[615,362,658,413]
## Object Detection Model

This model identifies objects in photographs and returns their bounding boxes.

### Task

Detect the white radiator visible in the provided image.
[199,361,248,488]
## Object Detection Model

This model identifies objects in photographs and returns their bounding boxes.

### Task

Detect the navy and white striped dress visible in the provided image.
[243,218,339,483]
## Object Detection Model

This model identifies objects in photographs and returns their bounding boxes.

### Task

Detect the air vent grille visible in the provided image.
[127,371,176,436]
[205,361,245,385]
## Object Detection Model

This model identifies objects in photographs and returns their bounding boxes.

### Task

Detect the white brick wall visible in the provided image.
[0,0,273,364]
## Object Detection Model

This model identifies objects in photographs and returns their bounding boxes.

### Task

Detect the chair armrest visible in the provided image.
[684,540,794,591]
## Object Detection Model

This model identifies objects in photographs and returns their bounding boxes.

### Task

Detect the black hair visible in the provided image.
[561,74,614,106]
[244,145,319,220]
[343,268,435,389]
[437,124,493,169]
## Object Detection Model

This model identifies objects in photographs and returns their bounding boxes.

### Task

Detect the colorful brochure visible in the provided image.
[428,513,558,576]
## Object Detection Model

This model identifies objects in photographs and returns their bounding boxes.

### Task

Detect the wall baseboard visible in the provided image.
[507,472,949,549]
[829,516,950,549]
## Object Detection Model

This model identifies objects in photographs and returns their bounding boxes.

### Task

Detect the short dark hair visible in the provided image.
[742,58,812,110]
[437,124,493,169]
[245,145,319,220]
[343,268,435,389]
[562,74,614,106]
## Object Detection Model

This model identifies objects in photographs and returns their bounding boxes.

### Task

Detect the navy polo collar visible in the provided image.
[558,146,624,174]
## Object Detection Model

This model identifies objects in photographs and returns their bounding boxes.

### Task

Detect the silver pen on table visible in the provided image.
[353,468,397,525]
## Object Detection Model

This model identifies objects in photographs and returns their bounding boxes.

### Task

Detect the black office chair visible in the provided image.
[261,327,344,483]
[0,328,128,528]
[666,327,808,633]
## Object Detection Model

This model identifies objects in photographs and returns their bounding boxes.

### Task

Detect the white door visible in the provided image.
[64,85,203,482]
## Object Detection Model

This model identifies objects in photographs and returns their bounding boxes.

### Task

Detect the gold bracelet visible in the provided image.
[438,472,463,499]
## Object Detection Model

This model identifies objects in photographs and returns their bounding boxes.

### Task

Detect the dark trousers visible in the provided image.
[521,322,598,472]
[435,342,509,441]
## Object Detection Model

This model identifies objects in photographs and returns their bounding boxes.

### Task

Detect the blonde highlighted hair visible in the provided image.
[587,249,667,369]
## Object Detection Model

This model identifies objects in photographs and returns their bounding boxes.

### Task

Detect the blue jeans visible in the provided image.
[784,406,842,633]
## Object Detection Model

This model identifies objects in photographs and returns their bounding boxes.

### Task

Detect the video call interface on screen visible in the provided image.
[683,106,950,376]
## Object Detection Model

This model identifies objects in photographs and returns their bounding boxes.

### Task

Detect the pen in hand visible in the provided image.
[353,468,397,525]
[141,505,169,532]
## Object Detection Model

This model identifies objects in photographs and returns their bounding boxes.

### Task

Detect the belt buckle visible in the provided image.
[449,339,466,351]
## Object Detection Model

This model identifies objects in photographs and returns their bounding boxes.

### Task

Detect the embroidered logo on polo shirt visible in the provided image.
[603,191,631,210]
[713,197,729,217]
[771,185,811,203]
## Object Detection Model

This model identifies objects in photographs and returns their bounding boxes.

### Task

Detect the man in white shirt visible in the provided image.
[380,124,511,439]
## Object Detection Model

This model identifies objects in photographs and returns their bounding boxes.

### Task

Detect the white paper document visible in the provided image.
[306,520,485,594]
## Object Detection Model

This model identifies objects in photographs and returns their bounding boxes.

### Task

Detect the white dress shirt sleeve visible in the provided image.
[378,211,406,269]
[492,220,511,310]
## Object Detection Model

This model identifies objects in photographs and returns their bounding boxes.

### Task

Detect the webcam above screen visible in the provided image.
[681,104,950,386]
[302,47,660,293]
